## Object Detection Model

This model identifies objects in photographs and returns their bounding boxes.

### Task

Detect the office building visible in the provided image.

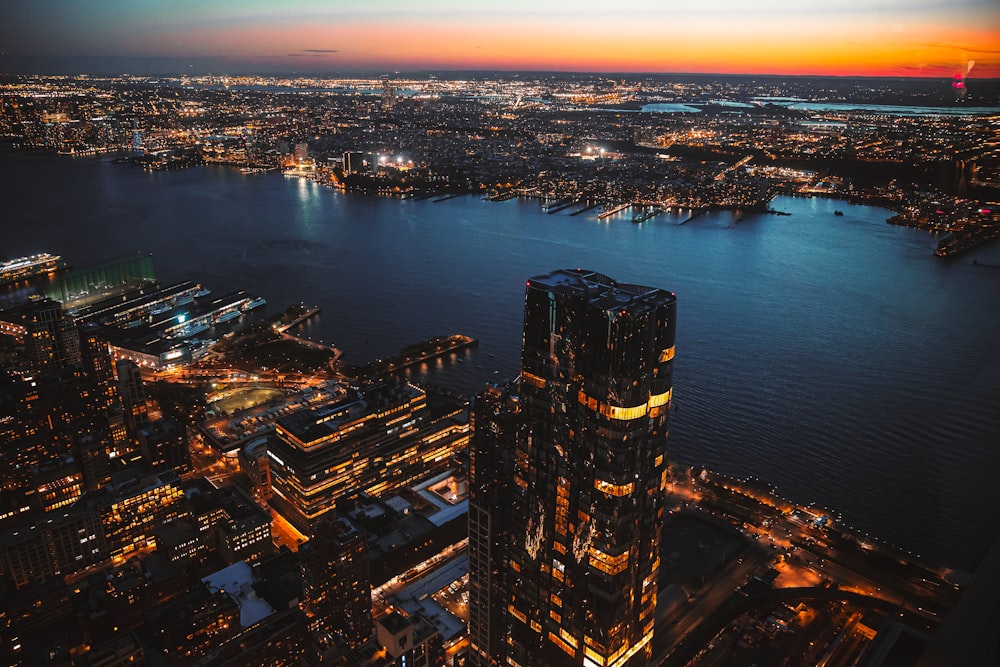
[469,269,676,667]
[213,486,273,565]
[342,151,366,174]
[0,505,108,589]
[376,612,442,667]
[299,515,373,651]
[268,381,469,534]
[13,298,81,371]
[116,359,149,435]
[97,471,189,560]
[137,419,191,473]
[468,384,521,664]
[185,483,272,564]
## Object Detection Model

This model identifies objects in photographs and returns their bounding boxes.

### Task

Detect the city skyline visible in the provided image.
[1,56,998,663]
[2,1,1000,78]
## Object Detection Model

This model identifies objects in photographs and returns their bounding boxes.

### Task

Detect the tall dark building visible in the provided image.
[137,419,191,474]
[19,298,81,371]
[116,359,149,436]
[469,269,676,667]
[79,321,129,451]
[299,515,373,651]
[469,384,521,664]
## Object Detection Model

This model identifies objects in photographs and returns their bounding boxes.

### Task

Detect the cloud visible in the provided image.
[920,41,1000,55]
[303,49,340,53]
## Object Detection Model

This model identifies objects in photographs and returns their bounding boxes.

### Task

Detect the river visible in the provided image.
[2,152,999,571]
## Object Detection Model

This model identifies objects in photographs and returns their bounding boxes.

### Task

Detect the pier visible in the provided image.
[547,198,580,214]
[569,201,601,216]
[935,226,1000,258]
[367,334,478,376]
[632,206,663,224]
[542,195,574,212]
[487,190,518,201]
[597,202,631,219]
[432,193,466,203]
[275,306,321,334]
[678,210,705,225]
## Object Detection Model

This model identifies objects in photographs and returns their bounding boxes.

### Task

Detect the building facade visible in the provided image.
[469,384,521,665]
[98,472,189,560]
[470,269,676,667]
[299,515,373,651]
[268,381,469,534]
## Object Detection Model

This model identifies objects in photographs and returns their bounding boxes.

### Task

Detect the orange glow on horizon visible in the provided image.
[117,12,1000,78]
[3,2,998,78]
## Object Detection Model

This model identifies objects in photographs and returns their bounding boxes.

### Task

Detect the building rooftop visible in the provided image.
[389,553,468,641]
[378,611,411,635]
[202,560,275,629]
[276,382,424,445]
[411,470,469,528]
[527,268,675,314]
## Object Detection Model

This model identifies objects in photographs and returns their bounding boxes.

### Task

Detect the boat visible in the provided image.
[216,310,241,323]
[241,296,267,312]
[0,253,65,286]
[194,288,212,298]
[176,322,209,338]
[150,304,171,315]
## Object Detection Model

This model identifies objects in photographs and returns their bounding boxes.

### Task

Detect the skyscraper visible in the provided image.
[469,383,520,664]
[116,359,149,436]
[13,298,81,371]
[470,269,676,667]
[299,514,373,651]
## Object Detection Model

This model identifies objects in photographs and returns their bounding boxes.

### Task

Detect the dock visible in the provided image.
[597,203,631,219]
[569,201,601,216]
[432,193,465,203]
[632,206,662,224]
[367,335,478,376]
[275,306,321,334]
[547,198,580,214]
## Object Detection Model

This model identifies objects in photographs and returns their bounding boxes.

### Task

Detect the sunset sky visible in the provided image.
[2,1,998,77]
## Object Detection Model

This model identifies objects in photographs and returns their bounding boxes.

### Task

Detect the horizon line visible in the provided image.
[3,67,1000,82]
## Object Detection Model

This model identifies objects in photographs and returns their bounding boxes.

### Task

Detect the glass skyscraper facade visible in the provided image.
[470,269,676,667]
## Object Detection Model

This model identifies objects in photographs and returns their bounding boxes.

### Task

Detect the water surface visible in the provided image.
[2,153,998,570]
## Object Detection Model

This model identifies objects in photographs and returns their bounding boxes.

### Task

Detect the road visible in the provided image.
[652,540,771,665]
[644,473,961,664]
